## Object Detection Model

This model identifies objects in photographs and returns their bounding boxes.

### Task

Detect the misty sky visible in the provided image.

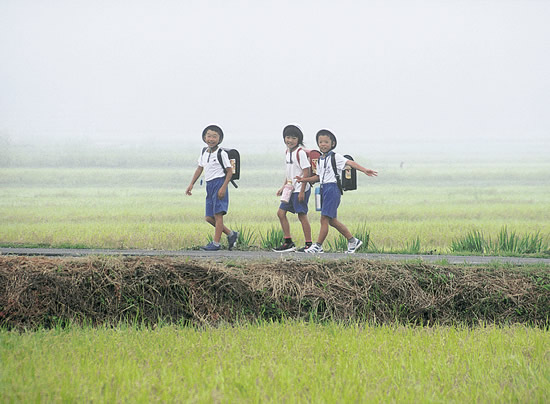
[1,0,549,151]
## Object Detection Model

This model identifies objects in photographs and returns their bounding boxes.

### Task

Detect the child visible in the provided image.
[274,125,313,252]
[185,125,239,251]
[296,129,378,253]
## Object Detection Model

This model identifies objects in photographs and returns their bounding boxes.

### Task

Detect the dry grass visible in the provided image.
[1,256,549,330]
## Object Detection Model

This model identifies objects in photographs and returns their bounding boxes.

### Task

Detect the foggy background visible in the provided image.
[1,0,549,160]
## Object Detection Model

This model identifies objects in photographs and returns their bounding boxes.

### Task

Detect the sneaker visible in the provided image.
[273,241,296,252]
[346,238,363,254]
[305,243,324,253]
[227,231,239,250]
[201,242,221,251]
[296,244,313,252]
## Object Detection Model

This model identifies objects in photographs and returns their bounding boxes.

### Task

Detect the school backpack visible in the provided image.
[291,147,322,175]
[202,147,240,188]
[330,153,357,194]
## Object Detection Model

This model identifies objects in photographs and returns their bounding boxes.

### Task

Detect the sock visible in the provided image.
[305,241,313,247]
[348,237,356,243]
[285,238,293,244]
[213,241,220,247]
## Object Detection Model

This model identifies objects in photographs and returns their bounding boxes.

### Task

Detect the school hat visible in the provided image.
[316,129,337,150]
[282,124,304,144]
[202,125,224,144]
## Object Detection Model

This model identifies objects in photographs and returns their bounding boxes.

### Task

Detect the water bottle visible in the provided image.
[280,181,293,203]
[315,186,322,211]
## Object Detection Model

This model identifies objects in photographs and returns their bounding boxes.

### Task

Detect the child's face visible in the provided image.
[317,135,334,153]
[284,135,299,150]
[204,130,221,148]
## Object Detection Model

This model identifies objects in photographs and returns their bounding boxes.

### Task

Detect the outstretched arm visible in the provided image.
[347,160,378,177]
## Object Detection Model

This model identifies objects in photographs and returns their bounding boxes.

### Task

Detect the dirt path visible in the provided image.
[1,247,549,265]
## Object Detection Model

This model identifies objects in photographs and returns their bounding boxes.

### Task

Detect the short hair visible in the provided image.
[202,125,224,143]
[316,129,337,150]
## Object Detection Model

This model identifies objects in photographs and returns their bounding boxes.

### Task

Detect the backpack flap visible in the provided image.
[295,148,321,175]
[217,148,240,188]
[226,149,240,180]
[308,150,321,175]
[342,154,357,191]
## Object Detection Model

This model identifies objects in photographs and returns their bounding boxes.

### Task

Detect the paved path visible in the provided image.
[1,247,549,265]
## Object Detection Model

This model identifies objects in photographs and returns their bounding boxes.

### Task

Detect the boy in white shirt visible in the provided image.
[274,125,313,252]
[296,129,378,253]
[186,125,239,251]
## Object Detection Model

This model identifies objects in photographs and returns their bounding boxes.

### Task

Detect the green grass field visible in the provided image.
[1,321,548,402]
[1,160,549,254]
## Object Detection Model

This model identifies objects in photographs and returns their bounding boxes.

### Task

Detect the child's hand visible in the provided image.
[295,175,304,183]
[185,185,193,195]
[217,187,226,200]
[276,187,283,196]
[364,169,378,177]
[298,191,305,202]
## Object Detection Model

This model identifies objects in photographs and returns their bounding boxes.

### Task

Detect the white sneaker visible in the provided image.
[346,238,363,254]
[305,243,324,253]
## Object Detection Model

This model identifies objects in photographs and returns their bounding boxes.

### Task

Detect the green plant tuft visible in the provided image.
[259,226,284,250]
[451,227,549,256]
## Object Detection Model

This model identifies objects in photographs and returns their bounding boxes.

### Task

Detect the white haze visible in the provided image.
[1,0,549,157]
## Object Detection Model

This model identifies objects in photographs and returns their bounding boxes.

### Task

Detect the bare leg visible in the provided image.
[205,216,215,227]
[213,213,227,243]
[329,217,353,240]
[277,208,291,239]
[316,215,331,245]
[297,213,312,242]
[205,216,231,238]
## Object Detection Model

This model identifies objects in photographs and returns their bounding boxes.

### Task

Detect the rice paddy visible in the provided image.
[1,160,549,254]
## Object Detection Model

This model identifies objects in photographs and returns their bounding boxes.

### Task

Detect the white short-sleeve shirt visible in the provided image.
[317,152,348,185]
[198,148,231,182]
[286,148,311,192]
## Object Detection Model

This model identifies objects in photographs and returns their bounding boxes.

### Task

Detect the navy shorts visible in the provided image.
[205,177,228,217]
[320,183,341,218]
[279,189,310,214]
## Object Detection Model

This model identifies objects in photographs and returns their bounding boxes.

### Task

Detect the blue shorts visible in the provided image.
[320,183,341,219]
[205,177,228,217]
[279,189,310,214]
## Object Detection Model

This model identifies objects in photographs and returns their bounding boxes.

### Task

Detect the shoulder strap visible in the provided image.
[331,153,344,195]
[217,148,225,170]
